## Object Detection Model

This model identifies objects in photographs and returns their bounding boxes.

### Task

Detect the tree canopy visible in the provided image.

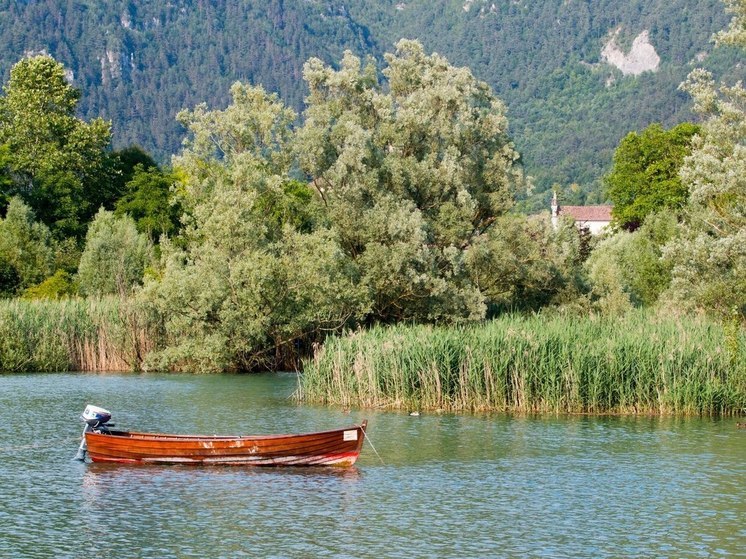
[0,0,739,204]
[0,17,739,372]
[663,7,746,322]
[115,164,180,240]
[297,40,522,323]
[139,41,533,371]
[0,56,114,238]
[0,197,54,294]
[606,122,699,231]
[77,209,153,296]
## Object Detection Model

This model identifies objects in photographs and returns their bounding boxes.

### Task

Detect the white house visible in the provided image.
[550,191,612,235]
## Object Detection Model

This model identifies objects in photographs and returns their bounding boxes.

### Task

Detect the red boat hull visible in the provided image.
[84,421,367,467]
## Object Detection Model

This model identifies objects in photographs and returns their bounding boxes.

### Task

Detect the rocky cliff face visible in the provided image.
[601,29,661,76]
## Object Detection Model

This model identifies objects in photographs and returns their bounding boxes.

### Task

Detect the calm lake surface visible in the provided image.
[0,372,743,558]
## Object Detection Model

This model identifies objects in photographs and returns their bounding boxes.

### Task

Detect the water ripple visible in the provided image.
[0,373,743,558]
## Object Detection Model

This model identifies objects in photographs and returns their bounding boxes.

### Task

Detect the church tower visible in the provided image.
[551,190,559,229]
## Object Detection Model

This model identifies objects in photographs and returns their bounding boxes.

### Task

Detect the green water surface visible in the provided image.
[0,372,743,558]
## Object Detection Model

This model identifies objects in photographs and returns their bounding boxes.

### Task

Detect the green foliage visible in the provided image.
[586,210,679,311]
[107,145,159,208]
[51,237,82,275]
[144,42,533,369]
[0,55,114,238]
[606,122,699,231]
[0,197,55,293]
[0,144,13,211]
[173,82,297,210]
[77,209,154,296]
[142,43,610,371]
[143,208,368,373]
[254,179,323,235]
[22,270,76,300]
[623,211,679,305]
[110,146,158,184]
[0,6,741,380]
[0,1,739,201]
[297,40,522,323]
[584,234,635,316]
[115,164,180,240]
[715,0,746,46]
[664,2,746,322]
[0,253,20,297]
[298,313,746,415]
[145,83,367,372]
[466,214,586,313]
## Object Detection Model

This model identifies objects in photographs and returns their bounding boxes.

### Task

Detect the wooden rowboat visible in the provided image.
[77,407,367,467]
[83,422,367,467]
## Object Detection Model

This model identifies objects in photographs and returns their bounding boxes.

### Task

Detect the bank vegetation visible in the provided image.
[297,313,746,415]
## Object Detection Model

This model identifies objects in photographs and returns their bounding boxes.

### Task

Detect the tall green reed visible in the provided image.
[0,297,158,372]
[298,312,746,415]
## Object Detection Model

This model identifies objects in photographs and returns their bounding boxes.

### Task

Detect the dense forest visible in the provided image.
[0,0,741,207]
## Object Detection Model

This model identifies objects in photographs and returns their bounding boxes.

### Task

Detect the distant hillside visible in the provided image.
[0,0,741,209]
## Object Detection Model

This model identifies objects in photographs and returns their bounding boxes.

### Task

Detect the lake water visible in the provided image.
[0,372,743,558]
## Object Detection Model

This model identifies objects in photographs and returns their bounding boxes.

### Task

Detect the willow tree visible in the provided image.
[144,43,523,371]
[77,209,154,297]
[296,40,522,323]
[664,0,746,322]
[143,84,367,372]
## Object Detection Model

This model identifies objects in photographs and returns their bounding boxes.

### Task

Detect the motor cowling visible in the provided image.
[81,405,111,427]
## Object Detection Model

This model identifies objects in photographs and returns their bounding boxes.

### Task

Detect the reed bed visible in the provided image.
[0,298,158,372]
[298,313,746,415]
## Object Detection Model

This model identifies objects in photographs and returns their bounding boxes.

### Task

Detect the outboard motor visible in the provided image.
[74,405,114,461]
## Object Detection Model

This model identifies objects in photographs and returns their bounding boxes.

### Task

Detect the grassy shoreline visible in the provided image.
[297,313,746,416]
[0,297,155,372]
[2,299,744,416]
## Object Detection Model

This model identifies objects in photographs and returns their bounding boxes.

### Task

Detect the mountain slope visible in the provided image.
[0,0,740,206]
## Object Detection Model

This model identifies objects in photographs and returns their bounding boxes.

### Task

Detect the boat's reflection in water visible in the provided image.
[83,461,362,481]
[78,463,365,555]
[81,461,363,506]
[81,462,364,535]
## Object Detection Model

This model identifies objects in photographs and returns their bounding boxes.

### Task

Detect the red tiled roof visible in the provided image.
[558,205,613,222]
